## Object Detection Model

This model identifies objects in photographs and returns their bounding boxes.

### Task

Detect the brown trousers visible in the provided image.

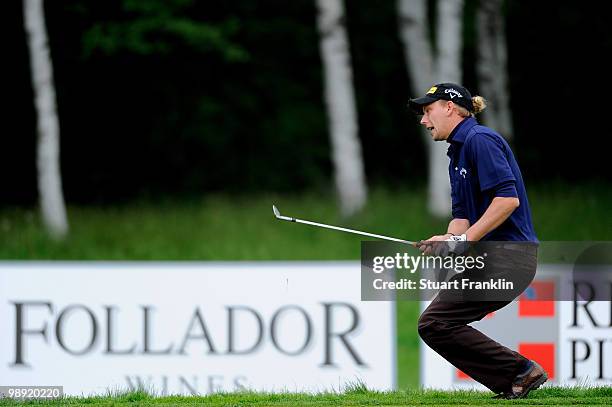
[418,243,537,393]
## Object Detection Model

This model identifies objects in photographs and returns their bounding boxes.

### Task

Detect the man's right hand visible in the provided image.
[416,233,453,254]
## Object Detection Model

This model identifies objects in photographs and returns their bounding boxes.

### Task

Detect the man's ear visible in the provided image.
[446,101,454,115]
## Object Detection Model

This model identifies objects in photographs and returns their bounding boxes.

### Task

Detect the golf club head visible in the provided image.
[272,204,294,222]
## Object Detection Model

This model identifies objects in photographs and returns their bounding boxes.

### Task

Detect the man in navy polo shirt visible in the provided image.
[409,83,546,399]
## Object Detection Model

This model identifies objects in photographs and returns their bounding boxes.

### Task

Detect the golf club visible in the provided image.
[272,205,415,245]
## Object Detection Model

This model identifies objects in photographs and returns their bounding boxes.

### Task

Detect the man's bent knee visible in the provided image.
[418,312,455,343]
[418,312,436,342]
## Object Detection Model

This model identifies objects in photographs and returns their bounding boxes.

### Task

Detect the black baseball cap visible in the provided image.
[408,83,474,114]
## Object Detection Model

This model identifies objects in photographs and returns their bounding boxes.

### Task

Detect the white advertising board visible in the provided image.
[0,262,395,396]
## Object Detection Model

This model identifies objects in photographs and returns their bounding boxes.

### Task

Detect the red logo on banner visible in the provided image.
[519,281,555,317]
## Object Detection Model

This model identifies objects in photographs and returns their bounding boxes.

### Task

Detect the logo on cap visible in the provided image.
[427,86,438,95]
[445,88,463,99]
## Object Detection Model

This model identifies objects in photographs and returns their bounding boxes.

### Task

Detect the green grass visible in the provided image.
[3,184,610,261]
[1,184,611,390]
[1,189,446,260]
[1,387,611,406]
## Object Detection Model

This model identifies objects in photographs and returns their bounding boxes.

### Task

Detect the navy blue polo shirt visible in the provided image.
[447,117,538,242]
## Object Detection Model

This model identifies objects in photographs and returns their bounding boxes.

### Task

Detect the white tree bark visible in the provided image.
[397,0,464,217]
[437,0,464,85]
[397,0,433,90]
[24,0,69,239]
[316,0,367,217]
[477,0,513,139]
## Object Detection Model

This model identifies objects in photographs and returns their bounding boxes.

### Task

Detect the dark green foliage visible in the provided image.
[81,0,247,61]
[3,1,611,205]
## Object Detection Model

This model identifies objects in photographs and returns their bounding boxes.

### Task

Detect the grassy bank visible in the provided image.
[3,184,611,260]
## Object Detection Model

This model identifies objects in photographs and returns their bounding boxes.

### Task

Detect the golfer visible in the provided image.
[409,83,547,399]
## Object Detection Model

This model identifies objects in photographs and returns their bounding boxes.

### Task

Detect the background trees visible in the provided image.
[397,0,464,217]
[5,0,610,216]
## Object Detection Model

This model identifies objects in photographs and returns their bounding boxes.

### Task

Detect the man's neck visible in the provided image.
[444,116,467,141]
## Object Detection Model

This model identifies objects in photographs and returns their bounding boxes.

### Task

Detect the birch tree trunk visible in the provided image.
[316,0,367,217]
[24,0,69,239]
[397,0,433,92]
[437,0,464,85]
[476,0,513,139]
[398,0,464,217]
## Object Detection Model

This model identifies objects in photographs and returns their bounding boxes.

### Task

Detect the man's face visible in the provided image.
[420,100,452,141]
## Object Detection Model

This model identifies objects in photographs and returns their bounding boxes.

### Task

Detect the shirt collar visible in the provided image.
[447,117,477,145]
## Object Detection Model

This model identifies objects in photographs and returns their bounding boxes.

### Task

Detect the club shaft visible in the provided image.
[293,218,414,245]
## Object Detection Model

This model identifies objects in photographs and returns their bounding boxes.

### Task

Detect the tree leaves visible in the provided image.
[81,0,247,61]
